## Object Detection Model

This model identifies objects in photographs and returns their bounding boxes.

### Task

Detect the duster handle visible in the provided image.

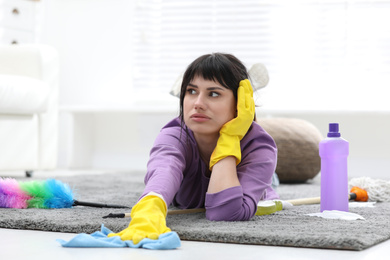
[167,208,206,215]
[73,200,130,209]
[101,192,361,218]
[102,208,206,219]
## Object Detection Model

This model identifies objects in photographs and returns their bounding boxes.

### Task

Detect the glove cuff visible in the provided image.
[144,192,167,208]
[132,192,168,218]
[209,134,241,170]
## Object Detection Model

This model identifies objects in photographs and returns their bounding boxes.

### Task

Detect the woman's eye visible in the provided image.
[210,92,220,97]
[187,89,196,95]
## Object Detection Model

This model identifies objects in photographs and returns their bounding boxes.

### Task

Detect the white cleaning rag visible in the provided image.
[306,210,365,220]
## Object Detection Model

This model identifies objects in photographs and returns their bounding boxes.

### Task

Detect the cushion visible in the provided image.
[0,75,49,115]
[258,117,323,183]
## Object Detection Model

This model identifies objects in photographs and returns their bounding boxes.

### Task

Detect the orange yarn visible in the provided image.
[350,186,369,202]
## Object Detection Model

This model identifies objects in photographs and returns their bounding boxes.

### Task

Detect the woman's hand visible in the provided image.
[221,79,255,140]
[209,79,255,169]
[107,195,171,244]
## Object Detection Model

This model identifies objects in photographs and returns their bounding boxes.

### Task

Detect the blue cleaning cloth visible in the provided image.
[57,224,181,250]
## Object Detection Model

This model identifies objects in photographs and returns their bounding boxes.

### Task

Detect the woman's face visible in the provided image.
[183,76,236,139]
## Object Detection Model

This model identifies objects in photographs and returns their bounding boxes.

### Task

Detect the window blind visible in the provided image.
[132,0,390,110]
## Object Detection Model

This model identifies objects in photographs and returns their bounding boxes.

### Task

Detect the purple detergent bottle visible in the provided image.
[319,123,349,212]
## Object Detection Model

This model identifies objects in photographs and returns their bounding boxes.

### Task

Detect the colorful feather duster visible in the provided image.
[0,178,129,209]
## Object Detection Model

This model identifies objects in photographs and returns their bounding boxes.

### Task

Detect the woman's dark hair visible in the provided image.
[179,53,249,123]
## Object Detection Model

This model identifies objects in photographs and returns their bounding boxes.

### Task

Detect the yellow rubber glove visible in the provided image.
[107,194,171,244]
[209,79,255,169]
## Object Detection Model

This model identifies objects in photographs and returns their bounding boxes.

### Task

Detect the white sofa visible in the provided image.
[0,44,59,177]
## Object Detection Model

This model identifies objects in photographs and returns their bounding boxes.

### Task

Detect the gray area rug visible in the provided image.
[1,172,389,251]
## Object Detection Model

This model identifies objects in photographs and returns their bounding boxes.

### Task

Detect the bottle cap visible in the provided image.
[328,123,341,137]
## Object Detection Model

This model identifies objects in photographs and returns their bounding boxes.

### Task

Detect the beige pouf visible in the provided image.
[258,118,323,183]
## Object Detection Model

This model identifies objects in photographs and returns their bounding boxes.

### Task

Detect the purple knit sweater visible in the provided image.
[141,117,278,221]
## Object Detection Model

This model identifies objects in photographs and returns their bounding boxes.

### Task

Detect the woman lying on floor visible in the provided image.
[108,53,279,244]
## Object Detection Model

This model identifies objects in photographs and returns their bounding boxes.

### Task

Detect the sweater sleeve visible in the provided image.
[140,121,190,206]
[205,122,278,221]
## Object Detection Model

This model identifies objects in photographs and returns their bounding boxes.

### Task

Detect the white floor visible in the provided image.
[1,227,389,260]
[1,162,390,260]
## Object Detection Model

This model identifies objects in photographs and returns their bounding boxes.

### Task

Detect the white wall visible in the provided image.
[58,109,179,171]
